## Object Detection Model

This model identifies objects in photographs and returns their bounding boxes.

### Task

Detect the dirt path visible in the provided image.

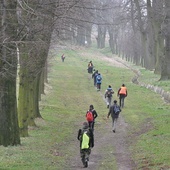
[66,51,136,170]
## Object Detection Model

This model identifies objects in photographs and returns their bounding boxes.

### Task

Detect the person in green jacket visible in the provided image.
[77,122,94,168]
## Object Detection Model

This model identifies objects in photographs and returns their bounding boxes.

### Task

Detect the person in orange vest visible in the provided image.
[117,84,127,108]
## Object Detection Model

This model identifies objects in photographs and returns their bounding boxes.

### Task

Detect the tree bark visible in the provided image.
[160,0,170,80]
[0,0,20,146]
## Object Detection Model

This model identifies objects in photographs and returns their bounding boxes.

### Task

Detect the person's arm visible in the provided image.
[89,129,94,148]
[93,110,98,119]
[117,88,121,97]
[107,106,112,118]
[105,90,107,98]
[77,129,82,140]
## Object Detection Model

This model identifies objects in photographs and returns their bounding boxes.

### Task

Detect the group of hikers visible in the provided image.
[77,61,128,168]
[88,61,103,91]
[77,104,98,168]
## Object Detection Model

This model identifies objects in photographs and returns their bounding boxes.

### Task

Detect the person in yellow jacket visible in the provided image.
[77,122,94,168]
[117,84,127,108]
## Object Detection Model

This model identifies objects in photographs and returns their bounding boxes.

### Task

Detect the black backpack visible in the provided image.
[113,105,120,114]
[107,91,112,98]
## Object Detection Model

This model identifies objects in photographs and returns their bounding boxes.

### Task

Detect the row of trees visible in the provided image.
[0,0,169,146]
[59,0,170,80]
[0,0,57,146]
[0,0,101,147]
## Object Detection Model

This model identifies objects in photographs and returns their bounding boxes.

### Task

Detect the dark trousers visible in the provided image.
[88,67,93,73]
[80,148,91,166]
[97,83,101,90]
[119,94,126,108]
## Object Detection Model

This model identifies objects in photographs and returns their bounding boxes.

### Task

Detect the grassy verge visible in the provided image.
[97,47,170,169]
[0,46,169,170]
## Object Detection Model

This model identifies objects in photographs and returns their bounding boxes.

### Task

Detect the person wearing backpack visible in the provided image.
[92,70,98,86]
[77,122,94,168]
[107,100,121,133]
[96,73,102,91]
[105,85,114,108]
[86,105,98,131]
[87,61,93,73]
[117,84,127,108]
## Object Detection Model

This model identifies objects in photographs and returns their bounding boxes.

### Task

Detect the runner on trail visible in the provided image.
[77,122,94,168]
[96,73,102,91]
[107,100,121,133]
[92,70,98,86]
[87,61,93,73]
[86,105,98,131]
[105,85,114,108]
[117,84,127,108]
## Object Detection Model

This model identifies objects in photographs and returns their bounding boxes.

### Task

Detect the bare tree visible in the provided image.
[0,0,20,146]
[17,0,56,137]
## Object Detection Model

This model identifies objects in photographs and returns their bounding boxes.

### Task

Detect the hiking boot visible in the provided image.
[83,160,88,168]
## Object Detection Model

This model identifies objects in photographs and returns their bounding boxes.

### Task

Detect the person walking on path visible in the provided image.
[77,122,94,168]
[117,84,127,108]
[86,105,98,131]
[87,61,93,73]
[96,73,102,91]
[105,85,114,108]
[61,54,65,62]
[92,70,98,86]
[107,100,121,133]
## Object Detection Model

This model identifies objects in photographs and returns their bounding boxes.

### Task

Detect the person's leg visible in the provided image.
[111,117,115,132]
[84,149,91,167]
[99,83,101,90]
[106,97,109,108]
[80,149,86,167]
[119,96,122,107]
[108,97,112,108]
[113,118,117,132]
[89,122,93,129]
[121,95,125,108]
[92,121,95,131]
[94,79,96,86]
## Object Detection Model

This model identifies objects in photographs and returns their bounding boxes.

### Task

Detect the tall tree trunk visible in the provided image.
[134,0,148,68]
[85,23,92,47]
[146,0,156,70]
[152,0,164,74]
[130,0,140,65]
[18,47,29,137]
[76,25,85,46]
[108,26,115,54]
[160,0,170,80]
[0,0,20,146]
[97,25,106,49]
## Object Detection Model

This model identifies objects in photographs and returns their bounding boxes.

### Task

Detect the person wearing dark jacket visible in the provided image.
[87,61,93,73]
[105,85,114,108]
[77,122,94,168]
[86,105,98,131]
[92,70,98,86]
[107,100,121,133]
[96,73,102,91]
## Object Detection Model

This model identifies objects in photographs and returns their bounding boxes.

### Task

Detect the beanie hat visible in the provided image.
[83,122,88,129]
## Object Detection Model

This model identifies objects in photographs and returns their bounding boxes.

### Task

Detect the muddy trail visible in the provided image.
[65,52,137,170]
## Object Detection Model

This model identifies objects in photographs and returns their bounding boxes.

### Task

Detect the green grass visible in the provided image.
[0,46,170,170]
